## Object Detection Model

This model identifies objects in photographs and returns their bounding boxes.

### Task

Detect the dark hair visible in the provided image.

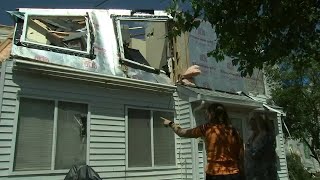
[207,103,230,125]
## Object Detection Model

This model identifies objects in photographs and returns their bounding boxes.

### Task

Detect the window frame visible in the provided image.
[114,17,171,73]
[125,106,177,170]
[10,95,90,175]
[19,13,94,58]
[229,113,246,140]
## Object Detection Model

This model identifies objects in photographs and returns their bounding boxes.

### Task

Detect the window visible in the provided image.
[230,118,243,139]
[14,98,88,171]
[20,14,92,57]
[117,19,171,71]
[127,108,176,168]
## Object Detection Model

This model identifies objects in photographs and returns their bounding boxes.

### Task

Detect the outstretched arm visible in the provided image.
[162,117,204,138]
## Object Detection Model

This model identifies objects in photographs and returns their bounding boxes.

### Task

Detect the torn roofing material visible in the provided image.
[0,25,14,43]
[0,33,13,62]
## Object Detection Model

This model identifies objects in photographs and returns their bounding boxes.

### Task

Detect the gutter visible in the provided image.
[263,104,286,116]
[177,85,263,108]
[197,93,263,109]
[13,59,177,94]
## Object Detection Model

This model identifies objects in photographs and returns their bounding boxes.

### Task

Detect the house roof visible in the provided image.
[0,25,14,43]
[0,25,14,62]
[0,32,13,63]
[177,85,263,108]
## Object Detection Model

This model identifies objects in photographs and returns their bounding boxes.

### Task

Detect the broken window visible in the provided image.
[127,108,176,168]
[14,98,88,171]
[20,15,92,56]
[116,19,171,73]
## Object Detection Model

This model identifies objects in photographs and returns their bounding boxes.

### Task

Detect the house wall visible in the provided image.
[0,60,191,180]
[0,62,4,119]
[173,93,194,179]
[274,114,289,180]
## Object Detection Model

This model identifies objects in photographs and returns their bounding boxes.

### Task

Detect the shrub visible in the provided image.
[287,153,312,180]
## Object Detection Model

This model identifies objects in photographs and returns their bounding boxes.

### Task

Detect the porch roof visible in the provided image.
[177,85,263,109]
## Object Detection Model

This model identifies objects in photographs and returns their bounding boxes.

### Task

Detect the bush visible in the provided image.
[287,153,312,180]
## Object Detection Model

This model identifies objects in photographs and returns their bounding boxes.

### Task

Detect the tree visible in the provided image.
[287,153,313,180]
[265,59,320,165]
[167,0,320,76]
[167,0,320,172]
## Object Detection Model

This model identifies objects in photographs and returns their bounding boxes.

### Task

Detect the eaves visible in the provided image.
[12,59,176,94]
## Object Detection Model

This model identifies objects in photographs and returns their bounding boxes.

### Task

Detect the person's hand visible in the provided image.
[161,117,172,127]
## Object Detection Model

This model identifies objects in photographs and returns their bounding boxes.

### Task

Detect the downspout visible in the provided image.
[0,61,7,120]
[281,114,292,138]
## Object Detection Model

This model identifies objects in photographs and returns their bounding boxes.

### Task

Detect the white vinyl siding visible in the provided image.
[174,94,194,179]
[0,60,186,179]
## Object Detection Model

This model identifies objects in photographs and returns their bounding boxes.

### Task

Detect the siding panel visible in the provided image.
[174,93,193,179]
[0,61,190,179]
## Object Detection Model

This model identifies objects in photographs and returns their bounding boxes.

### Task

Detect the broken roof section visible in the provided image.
[0,35,13,63]
[9,9,173,86]
[0,25,14,43]
[0,25,14,62]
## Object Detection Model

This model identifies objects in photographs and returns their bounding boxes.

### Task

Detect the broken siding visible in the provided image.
[0,60,186,180]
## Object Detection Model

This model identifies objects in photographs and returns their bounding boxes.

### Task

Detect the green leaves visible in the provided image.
[287,153,313,180]
[166,0,320,77]
[265,58,320,160]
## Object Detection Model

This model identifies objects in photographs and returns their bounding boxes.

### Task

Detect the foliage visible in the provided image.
[265,59,320,164]
[287,153,312,180]
[167,0,320,76]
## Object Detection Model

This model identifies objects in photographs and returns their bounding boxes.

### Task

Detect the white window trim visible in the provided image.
[125,106,178,170]
[20,13,92,55]
[9,95,91,175]
[115,17,169,73]
[229,112,247,140]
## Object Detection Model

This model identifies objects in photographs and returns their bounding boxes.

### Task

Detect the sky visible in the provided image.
[0,0,171,25]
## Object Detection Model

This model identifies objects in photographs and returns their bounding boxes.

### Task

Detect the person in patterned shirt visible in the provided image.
[162,103,244,180]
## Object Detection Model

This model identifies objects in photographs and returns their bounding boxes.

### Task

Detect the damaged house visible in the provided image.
[0,8,288,179]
